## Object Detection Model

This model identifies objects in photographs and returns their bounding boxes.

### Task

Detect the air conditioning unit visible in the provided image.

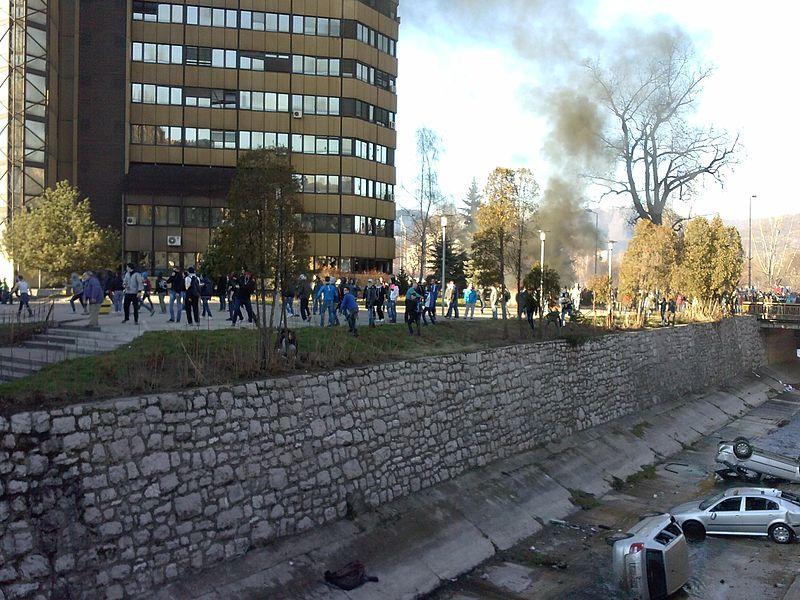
[389,84,397,93]
[388,121,396,130]
[125,216,137,226]
[167,235,182,247]
[292,110,303,119]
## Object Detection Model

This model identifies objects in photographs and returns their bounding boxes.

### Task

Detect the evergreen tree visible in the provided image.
[459,178,482,237]
[2,181,120,279]
[428,235,468,288]
[674,215,742,312]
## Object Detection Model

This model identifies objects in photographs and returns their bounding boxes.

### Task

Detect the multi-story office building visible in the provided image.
[0,0,398,280]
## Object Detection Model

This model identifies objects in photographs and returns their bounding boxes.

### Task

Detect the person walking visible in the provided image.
[312,275,322,316]
[387,282,399,323]
[464,284,478,319]
[668,297,677,326]
[315,276,339,327]
[297,274,312,321]
[489,285,499,319]
[216,274,228,312]
[405,284,422,336]
[376,277,387,323]
[659,296,667,326]
[340,285,359,337]
[109,271,124,313]
[167,267,185,323]
[122,263,143,324]
[155,273,168,314]
[231,271,257,326]
[516,288,527,320]
[444,281,459,319]
[69,272,87,314]
[82,271,103,327]
[200,273,214,319]
[183,267,201,326]
[140,273,156,316]
[425,279,440,325]
[283,282,296,317]
[11,275,33,318]
[364,279,378,328]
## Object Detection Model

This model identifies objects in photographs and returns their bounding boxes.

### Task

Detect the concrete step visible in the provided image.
[18,341,97,354]
[33,334,79,345]
[53,325,139,344]
[0,352,53,368]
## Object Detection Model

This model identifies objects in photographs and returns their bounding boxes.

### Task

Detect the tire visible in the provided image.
[769,523,794,544]
[733,438,753,460]
[682,521,706,542]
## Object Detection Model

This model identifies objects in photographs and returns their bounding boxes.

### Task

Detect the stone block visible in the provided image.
[51,416,75,435]
[175,493,203,520]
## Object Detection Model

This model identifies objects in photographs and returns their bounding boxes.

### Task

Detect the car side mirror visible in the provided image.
[710,512,717,520]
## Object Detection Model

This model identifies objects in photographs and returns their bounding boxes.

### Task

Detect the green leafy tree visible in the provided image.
[209,149,306,367]
[468,229,502,288]
[2,181,120,280]
[428,235,468,289]
[523,265,561,313]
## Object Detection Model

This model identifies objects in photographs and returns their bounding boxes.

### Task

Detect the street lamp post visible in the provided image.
[585,208,599,276]
[440,215,447,315]
[607,240,616,326]
[748,195,756,291]
[539,230,546,318]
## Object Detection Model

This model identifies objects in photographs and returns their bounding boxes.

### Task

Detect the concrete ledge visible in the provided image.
[158,372,781,600]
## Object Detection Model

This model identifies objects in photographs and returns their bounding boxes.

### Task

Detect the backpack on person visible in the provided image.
[188,275,201,298]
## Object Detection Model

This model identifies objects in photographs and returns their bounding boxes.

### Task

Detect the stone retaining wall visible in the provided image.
[0,318,765,599]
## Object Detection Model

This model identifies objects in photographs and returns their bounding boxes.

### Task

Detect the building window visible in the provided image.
[155,206,182,226]
[184,207,210,227]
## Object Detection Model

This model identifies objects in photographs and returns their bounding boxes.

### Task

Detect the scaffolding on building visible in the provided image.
[0,0,50,279]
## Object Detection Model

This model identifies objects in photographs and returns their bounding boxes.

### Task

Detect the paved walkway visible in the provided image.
[1,297,502,339]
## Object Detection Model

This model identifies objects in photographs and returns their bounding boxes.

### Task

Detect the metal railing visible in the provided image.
[741,302,800,323]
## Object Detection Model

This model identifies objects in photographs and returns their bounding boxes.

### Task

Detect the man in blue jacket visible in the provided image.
[82,271,104,327]
[340,286,359,337]
[315,276,339,327]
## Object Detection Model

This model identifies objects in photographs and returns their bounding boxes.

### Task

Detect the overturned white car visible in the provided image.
[716,437,800,483]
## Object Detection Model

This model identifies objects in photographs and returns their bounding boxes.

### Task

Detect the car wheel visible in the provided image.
[682,521,706,542]
[733,437,753,460]
[769,523,794,544]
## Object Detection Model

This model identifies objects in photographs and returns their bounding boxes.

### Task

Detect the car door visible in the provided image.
[707,497,743,533]
[743,497,782,535]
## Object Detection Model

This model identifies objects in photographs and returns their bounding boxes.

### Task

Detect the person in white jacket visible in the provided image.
[387,283,400,323]
[122,263,143,324]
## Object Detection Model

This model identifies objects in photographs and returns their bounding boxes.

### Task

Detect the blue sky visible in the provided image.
[395,0,799,223]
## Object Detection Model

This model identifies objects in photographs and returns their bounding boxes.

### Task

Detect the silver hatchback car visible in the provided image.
[670,487,800,544]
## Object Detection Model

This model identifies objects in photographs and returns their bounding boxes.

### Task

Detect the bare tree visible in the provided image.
[754,216,799,289]
[412,127,444,281]
[589,39,738,225]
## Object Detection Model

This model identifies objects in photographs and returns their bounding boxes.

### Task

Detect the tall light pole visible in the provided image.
[585,208,599,276]
[607,240,616,325]
[749,195,756,290]
[539,230,546,318]
[440,215,448,315]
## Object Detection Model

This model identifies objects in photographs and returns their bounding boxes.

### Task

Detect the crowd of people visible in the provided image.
[6,266,795,336]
